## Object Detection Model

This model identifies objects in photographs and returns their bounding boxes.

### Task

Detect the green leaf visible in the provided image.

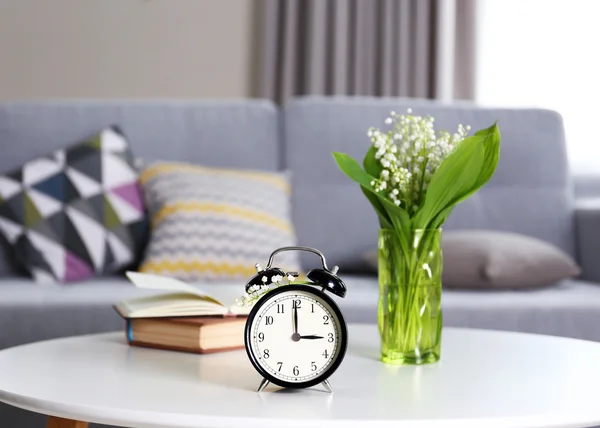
[363,145,383,178]
[413,136,484,229]
[333,152,385,221]
[434,123,501,217]
[413,123,501,229]
[333,152,410,252]
[333,152,373,188]
[430,205,455,230]
[361,147,391,228]
[458,123,501,204]
[361,186,392,229]
[377,195,412,257]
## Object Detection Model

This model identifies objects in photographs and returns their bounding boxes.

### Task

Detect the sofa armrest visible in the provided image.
[575,198,600,282]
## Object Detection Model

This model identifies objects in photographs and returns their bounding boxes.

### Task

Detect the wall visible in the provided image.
[0,0,257,99]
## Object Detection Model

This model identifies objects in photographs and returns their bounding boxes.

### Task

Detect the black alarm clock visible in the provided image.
[244,246,348,393]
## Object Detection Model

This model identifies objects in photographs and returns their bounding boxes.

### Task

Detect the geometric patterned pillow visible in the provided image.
[0,127,148,283]
[138,161,301,282]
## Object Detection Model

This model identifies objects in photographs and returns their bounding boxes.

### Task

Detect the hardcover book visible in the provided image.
[126,316,246,354]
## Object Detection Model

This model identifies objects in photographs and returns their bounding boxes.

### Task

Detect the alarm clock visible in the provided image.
[244,246,348,393]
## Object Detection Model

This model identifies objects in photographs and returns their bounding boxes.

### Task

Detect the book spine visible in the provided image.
[127,319,134,343]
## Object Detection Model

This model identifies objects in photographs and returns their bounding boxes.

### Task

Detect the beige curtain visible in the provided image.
[258,0,477,103]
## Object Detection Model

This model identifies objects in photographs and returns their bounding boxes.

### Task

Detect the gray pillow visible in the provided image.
[364,231,580,289]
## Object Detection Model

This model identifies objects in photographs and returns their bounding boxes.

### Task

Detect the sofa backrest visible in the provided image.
[283,97,574,269]
[0,98,574,277]
[0,100,280,276]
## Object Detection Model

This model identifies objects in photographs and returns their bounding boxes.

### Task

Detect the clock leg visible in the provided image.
[47,416,88,428]
[321,379,333,393]
[257,377,270,392]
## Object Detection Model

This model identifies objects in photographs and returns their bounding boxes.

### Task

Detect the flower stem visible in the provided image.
[379,228,443,364]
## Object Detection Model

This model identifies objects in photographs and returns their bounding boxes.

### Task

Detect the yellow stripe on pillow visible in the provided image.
[152,202,293,234]
[139,260,258,277]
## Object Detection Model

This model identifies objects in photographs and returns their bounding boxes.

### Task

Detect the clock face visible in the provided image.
[245,285,347,388]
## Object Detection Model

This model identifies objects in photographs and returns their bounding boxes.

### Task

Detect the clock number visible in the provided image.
[311,303,314,313]
[322,349,329,359]
[292,299,301,309]
[258,332,265,342]
[311,361,317,371]
[277,362,283,372]
[265,316,274,325]
[263,349,270,359]
[293,366,299,376]
[277,304,284,314]
[323,315,329,325]
[328,333,334,343]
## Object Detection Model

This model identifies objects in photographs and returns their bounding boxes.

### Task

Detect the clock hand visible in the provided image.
[291,304,300,341]
[293,305,298,334]
[299,335,324,340]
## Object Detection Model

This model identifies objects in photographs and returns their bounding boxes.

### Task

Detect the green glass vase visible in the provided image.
[378,228,443,365]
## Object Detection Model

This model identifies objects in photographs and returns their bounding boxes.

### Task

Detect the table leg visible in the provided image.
[47,416,88,428]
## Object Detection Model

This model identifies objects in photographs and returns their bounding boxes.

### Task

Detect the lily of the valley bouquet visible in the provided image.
[333,109,500,365]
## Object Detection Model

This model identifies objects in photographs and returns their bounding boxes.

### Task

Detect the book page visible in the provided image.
[115,293,229,318]
[125,272,224,306]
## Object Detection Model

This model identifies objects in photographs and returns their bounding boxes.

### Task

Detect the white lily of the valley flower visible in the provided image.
[237,283,274,308]
[368,109,470,212]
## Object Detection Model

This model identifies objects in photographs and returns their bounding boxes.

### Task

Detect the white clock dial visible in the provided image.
[249,288,343,384]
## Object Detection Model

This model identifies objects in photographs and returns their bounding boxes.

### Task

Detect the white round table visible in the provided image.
[1,325,600,428]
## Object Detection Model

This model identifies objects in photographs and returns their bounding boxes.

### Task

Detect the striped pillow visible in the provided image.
[138,162,301,282]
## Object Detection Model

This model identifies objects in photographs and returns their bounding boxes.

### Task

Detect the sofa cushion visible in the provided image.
[0,100,280,276]
[0,127,147,283]
[0,277,241,349]
[336,277,600,342]
[0,277,151,349]
[138,162,300,281]
[283,97,572,269]
[2,277,600,351]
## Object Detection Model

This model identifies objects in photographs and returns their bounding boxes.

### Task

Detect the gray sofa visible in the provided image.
[1,97,600,427]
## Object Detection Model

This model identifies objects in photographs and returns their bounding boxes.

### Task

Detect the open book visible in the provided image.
[115,272,250,318]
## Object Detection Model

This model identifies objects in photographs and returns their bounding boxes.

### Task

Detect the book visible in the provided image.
[115,271,250,318]
[126,316,246,354]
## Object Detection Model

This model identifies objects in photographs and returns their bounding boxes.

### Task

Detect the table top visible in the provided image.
[1,325,600,428]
